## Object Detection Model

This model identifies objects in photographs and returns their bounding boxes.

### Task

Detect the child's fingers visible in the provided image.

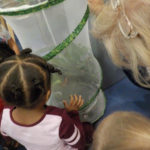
[77,95,82,105]
[79,99,84,107]
[79,95,82,101]
[63,100,68,108]
[70,94,83,106]
[74,94,79,105]
[71,94,77,106]
[70,95,74,105]
[78,98,84,107]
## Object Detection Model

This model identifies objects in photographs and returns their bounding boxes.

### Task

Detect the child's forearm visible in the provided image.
[59,110,86,150]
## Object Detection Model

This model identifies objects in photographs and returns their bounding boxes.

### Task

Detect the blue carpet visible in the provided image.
[103,77,150,119]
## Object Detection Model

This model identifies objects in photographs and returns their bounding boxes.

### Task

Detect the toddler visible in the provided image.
[0,49,92,150]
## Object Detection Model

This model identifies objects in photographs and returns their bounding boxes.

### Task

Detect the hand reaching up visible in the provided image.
[63,95,84,112]
[88,0,104,16]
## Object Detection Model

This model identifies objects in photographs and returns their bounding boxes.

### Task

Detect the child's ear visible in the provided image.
[46,90,51,101]
[88,0,104,16]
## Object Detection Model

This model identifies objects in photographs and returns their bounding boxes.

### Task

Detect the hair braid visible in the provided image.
[0,50,62,108]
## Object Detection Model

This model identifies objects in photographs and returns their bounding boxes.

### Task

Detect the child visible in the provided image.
[0,49,93,150]
[93,111,150,150]
[88,0,150,88]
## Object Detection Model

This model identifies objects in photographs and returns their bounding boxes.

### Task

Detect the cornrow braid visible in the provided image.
[47,64,62,75]
[0,49,62,108]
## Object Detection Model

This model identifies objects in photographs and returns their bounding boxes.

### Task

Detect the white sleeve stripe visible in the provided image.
[68,129,80,146]
[64,125,78,142]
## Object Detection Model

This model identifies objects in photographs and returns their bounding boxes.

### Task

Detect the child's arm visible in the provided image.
[63,95,84,127]
[88,0,104,16]
[59,95,85,150]
[0,106,19,149]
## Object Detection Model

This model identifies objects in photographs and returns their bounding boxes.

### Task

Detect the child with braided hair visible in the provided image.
[0,49,93,150]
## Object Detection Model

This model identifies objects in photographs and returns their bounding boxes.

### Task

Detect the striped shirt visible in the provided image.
[0,106,86,150]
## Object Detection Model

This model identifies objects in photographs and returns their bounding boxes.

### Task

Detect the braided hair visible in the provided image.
[0,42,15,62]
[0,49,61,108]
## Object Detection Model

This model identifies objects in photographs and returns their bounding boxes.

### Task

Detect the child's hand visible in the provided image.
[63,95,84,112]
[88,0,104,15]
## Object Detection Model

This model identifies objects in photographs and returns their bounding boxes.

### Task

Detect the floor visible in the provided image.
[102,77,150,120]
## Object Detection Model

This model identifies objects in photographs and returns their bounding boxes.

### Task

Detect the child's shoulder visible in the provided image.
[1,106,13,114]
[2,106,13,112]
[46,105,65,117]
